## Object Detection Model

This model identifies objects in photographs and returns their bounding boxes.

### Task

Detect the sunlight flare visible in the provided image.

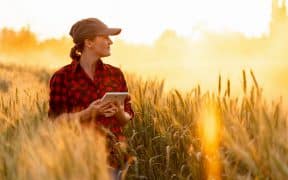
[198,105,221,180]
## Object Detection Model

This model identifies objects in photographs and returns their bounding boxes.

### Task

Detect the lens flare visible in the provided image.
[198,105,221,180]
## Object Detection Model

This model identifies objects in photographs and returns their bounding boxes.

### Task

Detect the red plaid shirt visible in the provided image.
[48,59,134,138]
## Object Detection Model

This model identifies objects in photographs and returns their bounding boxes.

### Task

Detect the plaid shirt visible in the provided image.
[48,59,134,138]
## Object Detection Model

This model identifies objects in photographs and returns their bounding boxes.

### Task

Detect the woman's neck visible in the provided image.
[79,53,100,74]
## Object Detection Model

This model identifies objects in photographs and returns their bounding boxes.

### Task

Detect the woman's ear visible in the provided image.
[84,39,93,49]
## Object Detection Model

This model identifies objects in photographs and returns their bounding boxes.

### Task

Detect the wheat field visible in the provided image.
[0,62,287,180]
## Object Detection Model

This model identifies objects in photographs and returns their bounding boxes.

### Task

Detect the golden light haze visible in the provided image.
[0,0,274,44]
[0,30,287,102]
[0,0,287,104]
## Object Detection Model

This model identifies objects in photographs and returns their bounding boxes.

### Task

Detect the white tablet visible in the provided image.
[100,92,128,105]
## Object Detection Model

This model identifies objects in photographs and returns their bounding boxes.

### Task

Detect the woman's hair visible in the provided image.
[69,43,84,62]
[69,34,97,61]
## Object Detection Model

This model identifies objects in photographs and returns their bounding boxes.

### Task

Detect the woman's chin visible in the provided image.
[102,52,111,57]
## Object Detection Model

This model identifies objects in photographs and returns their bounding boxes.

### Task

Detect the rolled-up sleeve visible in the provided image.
[48,73,68,120]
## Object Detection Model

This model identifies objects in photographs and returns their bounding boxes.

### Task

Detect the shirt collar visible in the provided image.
[71,58,104,73]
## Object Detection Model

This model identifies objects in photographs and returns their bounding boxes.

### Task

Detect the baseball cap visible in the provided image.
[69,18,121,44]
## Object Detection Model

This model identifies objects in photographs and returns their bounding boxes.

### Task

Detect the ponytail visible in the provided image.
[69,43,83,61]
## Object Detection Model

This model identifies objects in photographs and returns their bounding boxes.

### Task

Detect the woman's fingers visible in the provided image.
[90,99,110,105]
[104,108,116,113]
[103,107,119,117]
[90,100,120,117]
[102,104,116,112]
[91,101,111,109]
[100,103,113,111]
[97,104,115,114]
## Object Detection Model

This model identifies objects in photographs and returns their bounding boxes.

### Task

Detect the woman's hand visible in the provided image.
[104,101,131,126]
[103,101,124,117]
[87,99,130,126]
[87,99,113,119]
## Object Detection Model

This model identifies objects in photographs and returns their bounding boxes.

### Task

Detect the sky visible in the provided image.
[0,0,278,44]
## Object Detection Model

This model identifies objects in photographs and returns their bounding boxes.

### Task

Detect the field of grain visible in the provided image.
[0,62,287,180]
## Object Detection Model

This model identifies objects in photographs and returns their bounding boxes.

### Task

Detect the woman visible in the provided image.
[48,17,135,179]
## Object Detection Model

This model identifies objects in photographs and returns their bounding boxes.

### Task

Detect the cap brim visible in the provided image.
[102,28,121,36]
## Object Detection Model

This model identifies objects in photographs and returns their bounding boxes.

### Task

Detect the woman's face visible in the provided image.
[87,35,113,57]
